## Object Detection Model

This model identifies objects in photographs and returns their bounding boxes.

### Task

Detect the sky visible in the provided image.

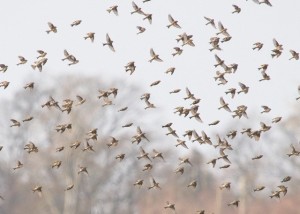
[1,0,300,152]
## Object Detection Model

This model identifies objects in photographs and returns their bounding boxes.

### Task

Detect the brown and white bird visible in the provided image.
[219,182,231,190]
[24,82,34,90]
[137,147,151,162]
[227,200,240,207]
[237,82,249,94]
[164,201,175,210]
[149,48,163,62]
[62,50,79,66]
[13,161,23,170]
[136,26,146,35]
[0,64,8,72]
[204,16,216,28]
[125,61,136,75]
[46,22,57,34]
[131,2,145,15]
[0,81,10,89]
[165,67,176,75]
[287,144,300,157]
[289,50,299,60]
[143,13,152,24]
[71,20,81,27]
[107,5,118,16]
[10,119,21,127]
[148,177,161,190]
[253,42,264,50]
[167,14,181,28]
[103,34,115,52]
[232,5,241,13]
[217,21,230,37]
[16,56,27,65]
[84,32,95,42]
[219,97,231,112]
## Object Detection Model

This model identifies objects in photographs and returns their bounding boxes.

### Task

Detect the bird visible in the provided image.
[71,20,81,27]
[142,163,153,171]
[297,85,300,100]
[227,200,240,207]
[237,82,249,94]
[46,22,57,34]
[272,117,282,123]
[10,119,21,127]
[24,82,34,90]
[13,160,23,170]
[103,34,115,52]
[187,180,197,188]
[175,139,188,149]
[16,56,27,65]
[169,89,181,94]
[252,155,263,160]
[218,97,231,112]
[178,157,192,166]
[261,105,271,113]
[78,166,88,175]
[148,177,161,190]
[84,32,95,42]
[22,116,34,122]
[125,61,136,75]
[137,147,152,162]
[118,107,128,112]
[257,0,273,7]
[152,149,165,161]
[253,42,264,50]
[172,47,183,56]
[115,153,125,161]
[289,50,299,60]
[269,191,281,199]
[65,184,74,191]
[204,16,216,28]
[174,166,184,175]
[219,182,231,190]
[232,5,241,13]
[164,201,175,210]
[214,54,224,67]
[75,95,86,106]
[254,186,265,192]
[281,176,291,183]
[122,122,133,128]
[165,67,176,75]
[166,127,179,138]
[217,21,230,37]
[143,13,152,24]
[133,179,144,188]
[51,160,62,169]
[209,120,220,126]
[32,185,42,193]
[136,26,146,35]
[107,137,119,148]
[149,48,163,62]
[287,144,300,157]
[62,50,79,66]
[225,88,236,98]
[131,2,145,15]
[107,5,118,16]
[167,14,181,28]
[277,185,288,196]
[150,80,161,87]
[0,81,10,89]
[0,64,8,72]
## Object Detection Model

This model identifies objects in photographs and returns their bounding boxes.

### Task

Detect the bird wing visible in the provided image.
[168,14,174,23]
[273,38,279,47]
[220,97,226,106]
[217,21,224,31]
[150,48,155,57]
[214,54,222,63]
[64,50,70,57]
[137,126,142,134]
[132,1,138,10]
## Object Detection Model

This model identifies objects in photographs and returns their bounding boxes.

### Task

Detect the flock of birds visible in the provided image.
[1,0,300,213]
